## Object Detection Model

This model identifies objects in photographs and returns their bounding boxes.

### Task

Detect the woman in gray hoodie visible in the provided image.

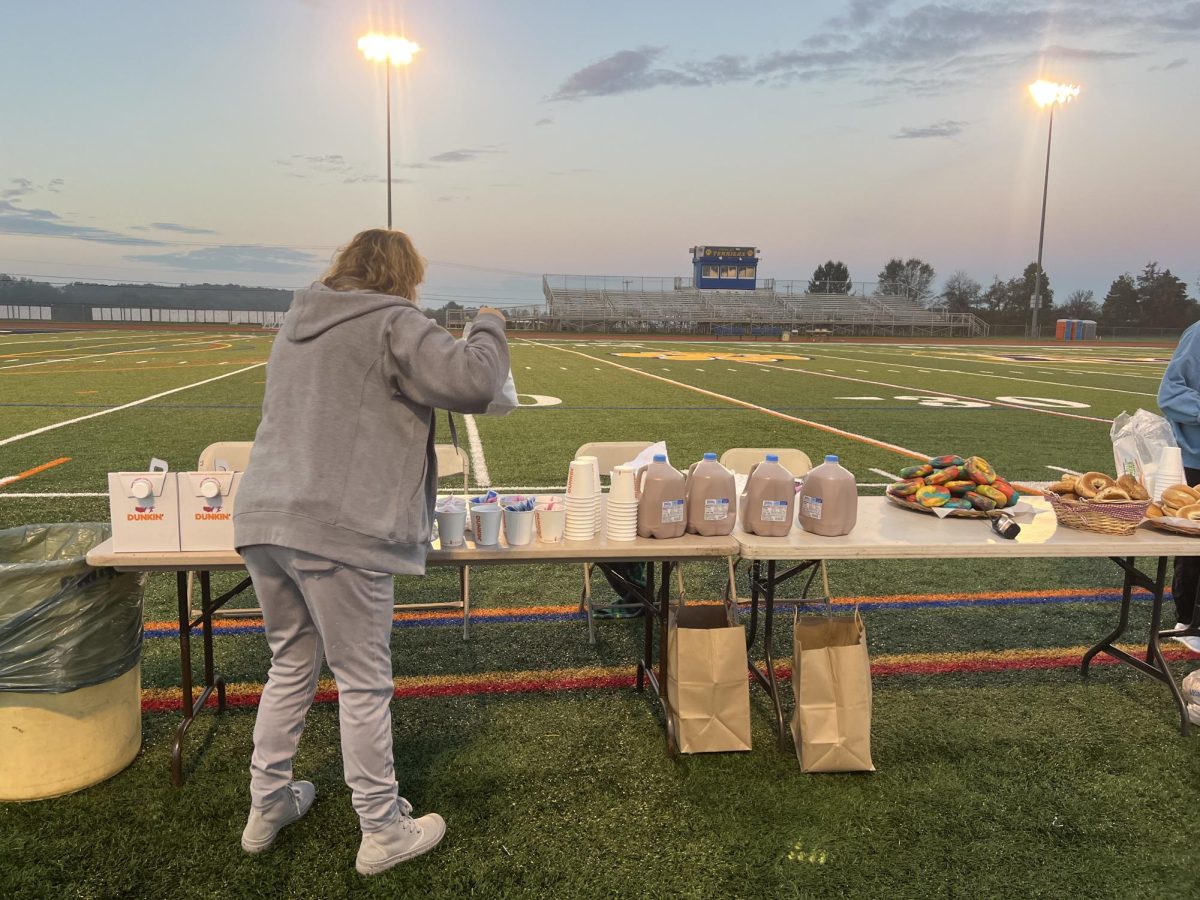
[232,228,509,875]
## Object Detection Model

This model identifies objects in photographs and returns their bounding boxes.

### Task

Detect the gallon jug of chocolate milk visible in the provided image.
[685,452,737,536]
[636,454,687,539]
[739,454,795,536]
[797,455,857,536]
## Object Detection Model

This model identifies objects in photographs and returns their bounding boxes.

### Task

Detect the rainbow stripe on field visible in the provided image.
[144,587,1154,639]
[139,642,1198,713]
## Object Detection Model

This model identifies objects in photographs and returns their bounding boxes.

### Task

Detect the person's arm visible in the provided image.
[1159,327,1200,424]
[385,307,509,413]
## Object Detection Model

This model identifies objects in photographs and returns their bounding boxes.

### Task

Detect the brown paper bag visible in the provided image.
[667,604,752,753]
[790,610,874,772]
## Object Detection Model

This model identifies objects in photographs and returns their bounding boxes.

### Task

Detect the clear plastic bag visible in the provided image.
[1110,409,1177,484]
[0,524,145,694]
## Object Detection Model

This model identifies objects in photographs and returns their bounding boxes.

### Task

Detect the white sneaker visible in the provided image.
[356,812,446,876]
[1168,624,1200,654]
[241,781,316,854]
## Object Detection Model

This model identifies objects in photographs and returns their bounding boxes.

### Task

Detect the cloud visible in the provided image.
[892,119,969,139]
[533,117,554,126]
[428,147,502,163]
[46,178,64,192]
[148,222,217,235]
[1,178,35,200]
[549,46,706,100]
[125,245,322,275]
[0,199,165,246]
[548,2,1200,102]
[1153,55,1189,69]
[549,167,595,175]
[277,153,414,185]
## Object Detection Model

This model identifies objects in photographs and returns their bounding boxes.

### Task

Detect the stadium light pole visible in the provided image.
[357,33,420,229]
[1027,79,1080,339]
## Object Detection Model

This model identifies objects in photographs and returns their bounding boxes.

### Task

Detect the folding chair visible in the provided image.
[188,441,475,639]
[719,447,831,602]
[574,441,688,645]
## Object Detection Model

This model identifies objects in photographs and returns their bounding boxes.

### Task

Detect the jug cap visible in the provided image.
[765,453,779,462]
[703,452,717,461]
[825,454,839,463]
[653,454,667,463]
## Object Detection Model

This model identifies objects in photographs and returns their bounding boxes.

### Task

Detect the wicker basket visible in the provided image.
[1043,491,1150,536]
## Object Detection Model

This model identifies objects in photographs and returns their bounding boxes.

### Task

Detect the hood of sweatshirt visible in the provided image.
[284,281,415,342]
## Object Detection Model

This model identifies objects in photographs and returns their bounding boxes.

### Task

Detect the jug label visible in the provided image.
[703,498,730,521]
[761,500,789,522]
[801,495,823,520]
[661,499,685,524]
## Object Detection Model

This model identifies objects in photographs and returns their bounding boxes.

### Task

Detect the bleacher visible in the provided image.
[540,276,989,337]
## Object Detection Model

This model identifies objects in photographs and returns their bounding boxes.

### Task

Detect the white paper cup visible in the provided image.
[534,506,566,542]
[435,508,466,547]
[503,508,534,546]
[610,465,638,502]
[567,459,597,498]
[471,503,502,546]
[1155,446,1185,503]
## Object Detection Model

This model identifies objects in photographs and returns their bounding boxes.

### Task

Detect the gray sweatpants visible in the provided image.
[241,544,406,832]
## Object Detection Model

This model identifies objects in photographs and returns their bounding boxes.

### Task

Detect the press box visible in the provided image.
[178,471,241,551]
[108,466,180,553]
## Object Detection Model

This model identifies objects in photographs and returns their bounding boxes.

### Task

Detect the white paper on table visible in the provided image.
[623,441,669,470]
[930,500,1034,520]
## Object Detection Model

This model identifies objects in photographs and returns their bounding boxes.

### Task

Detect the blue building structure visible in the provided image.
[690,245,759,290]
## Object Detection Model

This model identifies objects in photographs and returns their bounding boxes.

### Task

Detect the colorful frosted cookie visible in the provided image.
[964,456,996,485]
[943,498,973,510]
[900,464,935,479]
[965,491,997,511]
[914,484,951,507]
[928,455,965,469]
[927,466,962,485]
[944,480,976,496]
[889,480,924,497]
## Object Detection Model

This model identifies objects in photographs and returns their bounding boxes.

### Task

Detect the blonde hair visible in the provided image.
[323,228,426,301]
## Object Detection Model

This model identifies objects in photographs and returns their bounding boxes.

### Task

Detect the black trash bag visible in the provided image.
[0,524,145,694]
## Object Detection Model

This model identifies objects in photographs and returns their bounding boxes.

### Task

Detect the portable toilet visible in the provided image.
[1081,320,1097,341]
[1055,319,1068,341]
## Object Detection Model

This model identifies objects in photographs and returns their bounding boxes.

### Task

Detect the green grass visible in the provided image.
[1,328,1198,898]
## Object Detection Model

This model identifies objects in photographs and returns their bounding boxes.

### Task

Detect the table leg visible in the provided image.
[761,561,786,749]
[199,571,227,712]
[745,560,761,653]
[171,571,192,787]
[657,561,677,755]
[1083,556,1191,736]
[636,561,656,692]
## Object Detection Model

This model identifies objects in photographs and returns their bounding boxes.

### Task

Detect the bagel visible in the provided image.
[1161,485,1199,509]
[1093,486,1131,502]
[1117,474,1149,501]
[1174,503,1200,521]
[1146,503,1165,518]
[1163,504,1181,518]
[1074,472,1116,499]
[1047,481,1076,495]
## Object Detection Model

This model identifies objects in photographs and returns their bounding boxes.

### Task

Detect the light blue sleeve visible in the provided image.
[1158,326,1200,425]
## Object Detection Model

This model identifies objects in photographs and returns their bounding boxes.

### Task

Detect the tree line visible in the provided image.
[808,258,1198,329]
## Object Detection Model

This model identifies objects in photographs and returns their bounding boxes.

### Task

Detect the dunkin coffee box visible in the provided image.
[108,463,180,552]
[178,471,241,551]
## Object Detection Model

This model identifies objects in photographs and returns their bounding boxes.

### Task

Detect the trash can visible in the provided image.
[0,524,146,800]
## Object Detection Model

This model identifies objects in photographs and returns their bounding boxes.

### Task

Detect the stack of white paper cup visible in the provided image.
[605,464,638,541]
[1155,446,1186,503]
[565,459,597,540]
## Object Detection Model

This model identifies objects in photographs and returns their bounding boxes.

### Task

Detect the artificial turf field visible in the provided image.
[1,327,1198,899]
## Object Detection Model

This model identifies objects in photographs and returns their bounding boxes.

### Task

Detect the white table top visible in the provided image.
[85,531,738,572]
[735,496,1200,560]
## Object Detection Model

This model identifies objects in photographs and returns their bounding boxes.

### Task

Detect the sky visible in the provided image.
[1,0,1198,305]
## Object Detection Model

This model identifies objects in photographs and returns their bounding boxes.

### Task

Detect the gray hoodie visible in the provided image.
[233,281,509,574]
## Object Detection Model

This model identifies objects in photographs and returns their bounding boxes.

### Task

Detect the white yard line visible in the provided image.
[0,346,158,370]
[461,414,492,488]
[529,341,930,459]
[1046,465,1082,475]
[869,467,902,481]
[0,362,266,447]
[801,351,1157,399]
[751,361,1113,424]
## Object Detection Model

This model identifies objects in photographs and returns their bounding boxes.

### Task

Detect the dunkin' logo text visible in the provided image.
[195,512,231,521]
[127,512,165,521]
